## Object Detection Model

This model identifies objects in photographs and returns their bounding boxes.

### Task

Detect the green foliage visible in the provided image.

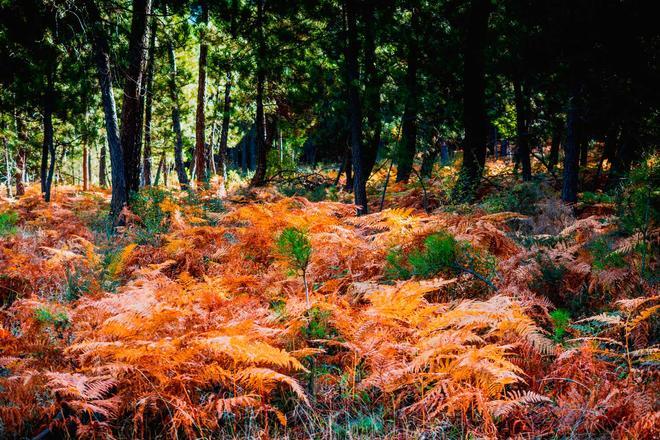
[408,232,457,278]
[550,309,571,342]
[385,232,496,287]
[480,182,543,215]
[34,306,70,331]
[130,187,171,244]
[302,307,336,340]
[616,159,659,235]
[276,227,312,274]
[64,266,91,302]
[581,191,614,205]
[588,237,626,271]
[0,210,18,236]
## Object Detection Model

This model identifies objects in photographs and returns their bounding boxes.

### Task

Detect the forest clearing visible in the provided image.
[0,0,658,438]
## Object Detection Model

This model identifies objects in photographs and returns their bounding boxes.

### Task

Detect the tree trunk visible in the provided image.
[579,135,588,168]
[195,0,208,186]
[514,77,532,181]
[218,71,232,185]
[396,2,420,183]
[548,115,562,172]
[99,143,107,187]
[166,24,189,189]
[119,0,152,198]
[43,67,56,202]
[82,144,89,190]
[14,115,26,196]
[561,92,580,203]
[142,14,157,187]
[361,0,381,181]
[154,151,165,185]
[87,0,126,217]
[452,0,491,202]
[344,0,367,214]
[251,0,268,187]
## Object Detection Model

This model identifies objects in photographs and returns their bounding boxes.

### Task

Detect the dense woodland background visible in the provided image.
[0,0,658,439]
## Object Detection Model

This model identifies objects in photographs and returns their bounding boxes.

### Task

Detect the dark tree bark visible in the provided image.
[14,114,26,196]
[452,0,492,202]
[142,14,157,187]
[218,71,232,185]
[579,134,588,168]
[120,0,152,198]
[42,67,56,202]
[344,0,367,214]
[361,0,381,181]
[562,92,580,203]
[514,77,532,181]
[251,0,268,187]
[396,2,420,183]
[82,144,89,190]
[165,5,189,189]
[195,0,208,186]
[549,116,562,172]
[87,0,126,216]
[99,143,107,187]
[608,122,636,188]
[154,151,166,185]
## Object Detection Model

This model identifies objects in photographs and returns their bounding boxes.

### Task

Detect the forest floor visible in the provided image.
[0,158,658,439]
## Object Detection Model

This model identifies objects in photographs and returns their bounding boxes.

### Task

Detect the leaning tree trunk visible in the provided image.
[344,0,367,214]
[396,2,420,183]
[166,26,189,189]
[514,77,532,181]
[251,0,268,187]
[452,0,491,202]
[142,14,157,187]
[120,0,152,198]
[194,0,208,186]
[87,0,126,217]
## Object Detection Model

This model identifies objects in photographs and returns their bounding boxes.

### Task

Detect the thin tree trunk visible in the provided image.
[14,114,26,196]
[154,151,165,185]
[251,0,268,187]
[549,116,562,172]
[195,0,208,186]
[87,0,126,217]
[452,0,491,202]
[43,68,56,202]
[218,71,232,186]
[396,2,420,183]
[166,21,189,189]
[344,0,367,214]
[120,0,152,198]
[514,77,532,181]
[2,118,11,198]
[82,144,89,190]
[99,143,108,188]
[142,14,157,187]
[361,0,381,181]
[562,92,580,203]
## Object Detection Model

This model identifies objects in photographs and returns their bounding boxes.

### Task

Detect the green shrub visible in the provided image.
[385,231,496,289]
[581,191,614,205]
[480,182,543,215]
[550,308,571,342]
[34,306,70,331]
[588,237,627,271]
[130,187,171,243]
[0,210,18,236]
[276,227,313,305]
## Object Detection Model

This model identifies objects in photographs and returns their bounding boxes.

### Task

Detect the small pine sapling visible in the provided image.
[277,227,313,306]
